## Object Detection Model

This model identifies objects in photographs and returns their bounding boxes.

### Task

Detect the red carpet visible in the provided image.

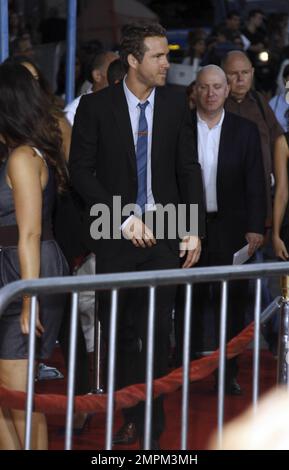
[36,346,276,450]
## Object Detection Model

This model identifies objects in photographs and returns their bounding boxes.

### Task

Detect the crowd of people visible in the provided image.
[180,9,289,97]
[0,7,289,451]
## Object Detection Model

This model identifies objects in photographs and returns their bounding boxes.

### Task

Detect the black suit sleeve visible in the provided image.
[176,102,206,238]
[245,122,266,234]
[69,95,114,211]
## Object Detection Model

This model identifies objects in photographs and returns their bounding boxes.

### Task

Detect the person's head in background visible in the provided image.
[186,80,196,110]
[194,65,229,119]
[247,9,265,30]
[185,32,206,63]
[89,51,118,91]
[107,58,126,86]
[56,51,84,98]
[222,50,254,102]
[4,56,64,112]
[78,39,104,93]
[226,10,241,32]
[12,33,34,58]
[215,25,230,44]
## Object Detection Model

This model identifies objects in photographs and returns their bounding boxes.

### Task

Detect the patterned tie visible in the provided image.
[136,101,149,213]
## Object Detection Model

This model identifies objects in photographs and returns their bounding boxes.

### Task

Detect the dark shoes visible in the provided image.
[113,422,138,445]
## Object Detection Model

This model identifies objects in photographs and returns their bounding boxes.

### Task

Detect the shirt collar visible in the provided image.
[123,75,155,109]
[197,109,225,129]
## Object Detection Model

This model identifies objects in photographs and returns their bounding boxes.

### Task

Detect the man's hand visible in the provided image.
[179,235,201,268]
[122,215,156,248]
[245,232,264,257]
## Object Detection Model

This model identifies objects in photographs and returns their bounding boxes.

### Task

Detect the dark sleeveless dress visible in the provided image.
[280,133,289,251]
[0,154,69,359]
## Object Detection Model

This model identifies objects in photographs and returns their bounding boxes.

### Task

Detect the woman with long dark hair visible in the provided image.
[3,57,92,429]
[0,63,69,449]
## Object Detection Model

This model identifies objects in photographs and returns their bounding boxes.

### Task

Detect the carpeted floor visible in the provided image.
[36,346,276,450]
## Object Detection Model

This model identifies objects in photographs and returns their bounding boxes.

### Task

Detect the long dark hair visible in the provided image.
[3,55,64,115]
[0,63,67,192]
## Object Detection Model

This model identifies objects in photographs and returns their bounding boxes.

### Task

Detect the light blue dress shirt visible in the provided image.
[269,93,289,132]
[123,77,156,215]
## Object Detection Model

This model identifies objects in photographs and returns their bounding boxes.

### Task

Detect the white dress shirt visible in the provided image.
[64,85,93,126]
[122,77,156,221]
[197,110,225,212]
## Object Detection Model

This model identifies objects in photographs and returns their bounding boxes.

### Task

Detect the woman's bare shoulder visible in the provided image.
[7,146,44,172]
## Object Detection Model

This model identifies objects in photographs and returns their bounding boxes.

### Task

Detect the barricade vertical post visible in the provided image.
[181,283,192,450]
[217,280,228,448]
[24,295,38,450]
[65,0,77,105]
[65,292,79,450]
[277,276,289,387]
[0,0,9,63]
[92,255,104,394]
[253,278,262,411]
[92,319,104,393]
[144,286,156,450]
[105,289,118,450]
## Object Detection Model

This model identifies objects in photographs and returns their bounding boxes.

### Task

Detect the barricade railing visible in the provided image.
[0,261,288,450]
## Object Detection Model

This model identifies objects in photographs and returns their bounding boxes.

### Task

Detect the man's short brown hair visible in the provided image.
[119,22,166,69]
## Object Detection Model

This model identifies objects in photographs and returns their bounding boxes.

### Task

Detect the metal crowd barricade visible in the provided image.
[0,262,289,450]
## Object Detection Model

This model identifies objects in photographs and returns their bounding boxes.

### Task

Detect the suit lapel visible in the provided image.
[111,83,136,173]
[191,110,198,158]
[216,112,230,203]
[151,88,167,172]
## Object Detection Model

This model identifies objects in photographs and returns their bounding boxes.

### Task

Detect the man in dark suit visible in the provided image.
[69,23,205,448]
[175,65,266,394]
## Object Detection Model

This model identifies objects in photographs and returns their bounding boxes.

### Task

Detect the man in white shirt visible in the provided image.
[65,51,118,125]
[175,65,266,395]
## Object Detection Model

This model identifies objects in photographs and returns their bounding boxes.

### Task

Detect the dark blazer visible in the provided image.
[69,82,205,257]
[192,110,266,255]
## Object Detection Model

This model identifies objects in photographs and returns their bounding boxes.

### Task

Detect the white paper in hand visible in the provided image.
[233,244,251,265]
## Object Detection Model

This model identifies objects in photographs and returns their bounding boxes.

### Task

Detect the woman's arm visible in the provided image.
[7,146,47,335]
[273,134,289,260]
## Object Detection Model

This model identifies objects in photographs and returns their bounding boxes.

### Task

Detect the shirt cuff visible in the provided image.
[120,215,134,232]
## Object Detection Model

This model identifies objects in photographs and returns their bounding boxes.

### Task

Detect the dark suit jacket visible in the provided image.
[69,82,205,257]
[192,110,266,256]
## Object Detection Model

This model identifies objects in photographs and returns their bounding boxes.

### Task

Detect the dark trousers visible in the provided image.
[96,239,179,439]
[175,216,247,381]
[54,190,90,396]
